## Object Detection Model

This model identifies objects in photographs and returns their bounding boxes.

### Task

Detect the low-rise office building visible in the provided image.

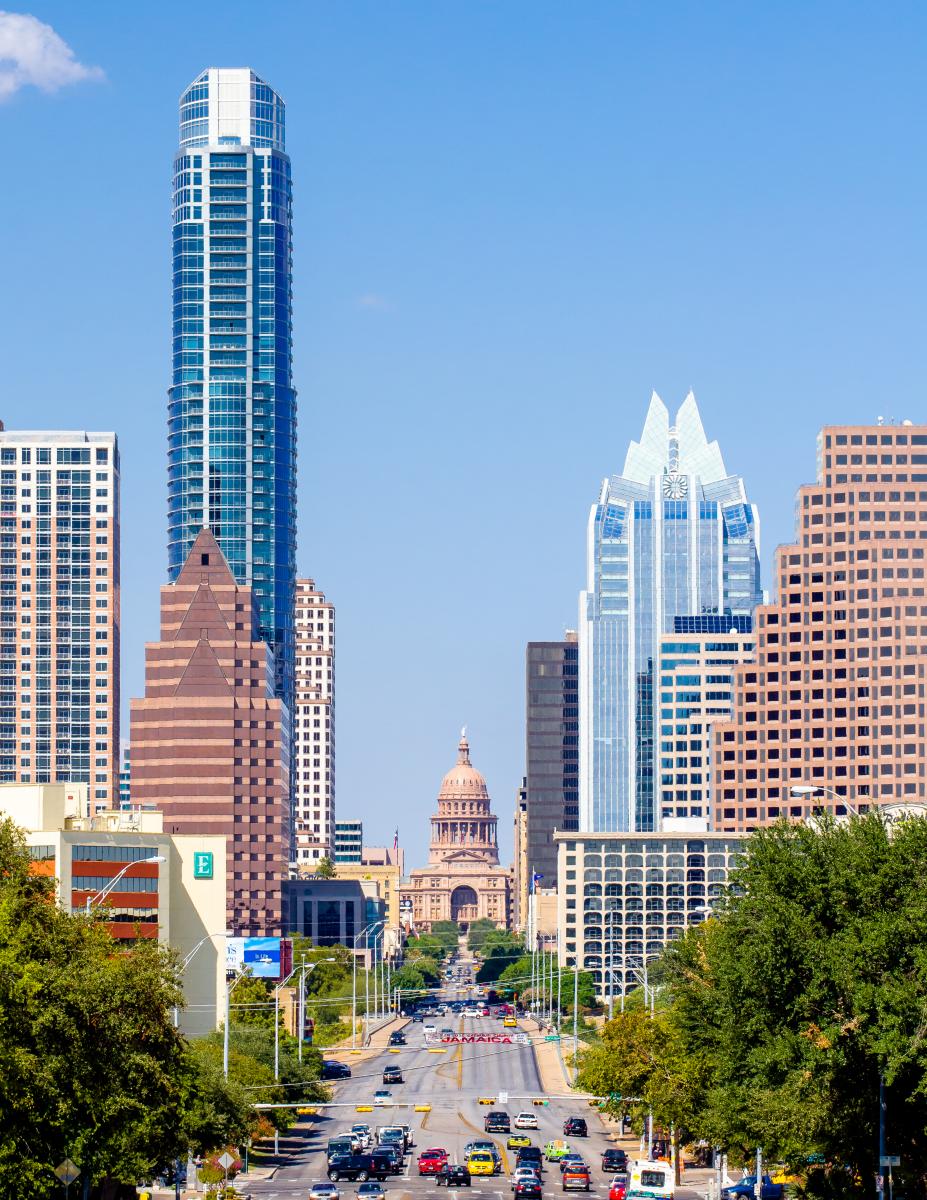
[4,783,227,1037]
[283,876,385,965]
[555,828,744,1000]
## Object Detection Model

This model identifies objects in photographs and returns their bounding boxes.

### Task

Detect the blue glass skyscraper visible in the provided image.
[578,392,761,832]
[168,68,296,710]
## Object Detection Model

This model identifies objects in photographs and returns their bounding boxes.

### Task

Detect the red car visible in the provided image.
[419,1149,449,1176]
[608,1175,628,1200]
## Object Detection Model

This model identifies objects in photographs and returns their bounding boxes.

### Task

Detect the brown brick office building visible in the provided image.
[130,528,289,934]
[713,423,927,831]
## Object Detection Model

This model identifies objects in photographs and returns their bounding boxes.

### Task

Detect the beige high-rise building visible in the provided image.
[714,422,927,829]
[656,626,755,827]
[0,429,119,809]
[294,579,335,864]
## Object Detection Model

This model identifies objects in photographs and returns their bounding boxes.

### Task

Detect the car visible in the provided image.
[388,1031,406,1046]
[440,1027,455,1038]
[356,1184,386,1200]
[545,1141,571,1162]
[608,1173,628,1200]
[423,1024,437,1036]
[602,1150,629,1174]
[511,1167,543,1191]
[563,1118,588,1138]
[482,1007,491,1016]
[373,1090,393,1106]
[398,1124,416,1149]
[382,1066,403,1085]
[514,1112,539,1130]
[351,1125,373,1149]
[437,1165,472,1188]
[515,1181,543,1200]
[466,1140,501,1165]
[418,1149,450,1176]
[327,1155,391,1183]
[411,1013,423,1022]
[485,1111,511,1133]
[310,1185,341,1200]
[507,1135,532,1150]
[721,1177,785,1200]
[466,1152,497,1177]
[321,1060,352,1080]
[328,1137,359,1161]
[562,1164,591,1192]
[558,1156,585,1175]
[503,1016,518,1028]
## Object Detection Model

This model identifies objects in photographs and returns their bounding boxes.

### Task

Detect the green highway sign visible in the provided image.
[545,1034,561,1042]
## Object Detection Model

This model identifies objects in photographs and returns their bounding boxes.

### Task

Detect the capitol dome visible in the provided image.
[439,731,490,801]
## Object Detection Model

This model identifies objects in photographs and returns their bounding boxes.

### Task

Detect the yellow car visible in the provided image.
[467,1152,497,1176]
[503,1017,518,1028]
[508,1134,532,1150]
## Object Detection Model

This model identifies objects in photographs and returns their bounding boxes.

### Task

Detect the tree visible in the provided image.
[430,920,460,953]
[314,856,336,878]
[392,964,427,998]
[663,814,927,1191]
[467,918,499,952]
[476,934,527,983]
[404,934,446,962]
[0,817,191,1197]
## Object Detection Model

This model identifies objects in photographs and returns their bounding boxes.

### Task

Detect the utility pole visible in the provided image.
[878,1073,886,1200]
[572,958,579,1084]
[297,958,306,1064]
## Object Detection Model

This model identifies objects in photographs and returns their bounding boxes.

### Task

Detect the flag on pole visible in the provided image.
[393,828,399,851]
[532,871,543,891]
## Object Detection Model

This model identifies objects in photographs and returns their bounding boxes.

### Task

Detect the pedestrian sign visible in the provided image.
[54,1159,80,1186]
[880,1157,900,1168]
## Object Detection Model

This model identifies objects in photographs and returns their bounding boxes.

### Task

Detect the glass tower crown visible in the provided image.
[168,68,296,711]
[578,392,761,833]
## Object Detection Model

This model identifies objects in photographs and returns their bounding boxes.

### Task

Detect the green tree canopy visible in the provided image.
[430,920,460,953]
[314,856,336,878]
[467,917,500,952]
[475,933,526,983]
[663,814,927,1189]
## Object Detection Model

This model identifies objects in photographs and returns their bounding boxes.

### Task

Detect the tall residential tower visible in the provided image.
[579,393,761,832]
[0,429,120,809]
[168,68,296,711]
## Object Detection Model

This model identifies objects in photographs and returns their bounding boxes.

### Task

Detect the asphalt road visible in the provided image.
[241,1002,621,1200]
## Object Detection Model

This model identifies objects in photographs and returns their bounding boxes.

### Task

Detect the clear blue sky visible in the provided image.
[1,2,924,867]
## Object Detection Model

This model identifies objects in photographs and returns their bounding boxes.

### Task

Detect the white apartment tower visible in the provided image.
[294,579,335,863]
[0,429,120,810]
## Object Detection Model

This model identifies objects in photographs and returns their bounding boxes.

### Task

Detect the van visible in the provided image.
[327,1136,356,1161]
[628,1160,675,1200]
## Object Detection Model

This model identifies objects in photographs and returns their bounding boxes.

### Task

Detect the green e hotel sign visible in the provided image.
[193,851,214,880]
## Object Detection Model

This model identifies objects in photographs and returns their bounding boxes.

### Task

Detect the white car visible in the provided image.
[513,1112,538,1129]
[310,1185,341,1200]
[511,1168,541,1191]
[423,1024,437,1037]
[351,1124,372,1148]
[373,1090,393,1106]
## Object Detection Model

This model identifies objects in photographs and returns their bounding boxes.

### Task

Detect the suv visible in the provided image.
[562,1118,587,1138]
[602,1150,628,1174]
[562,1164,591,1192]
[388,1030,406,1046]
[437,1165,471,1188]
[485,1111,511,1133]
[321,1060,352,1080]
[722,1177,784,1200]
[382,1065,404,1084]
[327,1154,391,1182]
[371,1147,404,1175]
[516,1148,544,1173]
[515,1179,543,1200]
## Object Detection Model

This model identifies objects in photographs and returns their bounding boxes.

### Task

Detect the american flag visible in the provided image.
[393,827,399,851]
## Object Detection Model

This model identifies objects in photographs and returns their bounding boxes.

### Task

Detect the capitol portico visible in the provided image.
[400,732,511,932]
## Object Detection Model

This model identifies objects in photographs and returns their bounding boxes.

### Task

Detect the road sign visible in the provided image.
[545,1034,561,1042]
[218,1151,235,1170]
[498,1091,509,1104]
[880,1157,900,1168]
[54,1160,80,1186]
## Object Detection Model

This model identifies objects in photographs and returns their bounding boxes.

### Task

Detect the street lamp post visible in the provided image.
[173,930,230,1028]
[84,854,166,914]
[791,783,861,816]
[224,969,248,1079]
[352,919,384,1049]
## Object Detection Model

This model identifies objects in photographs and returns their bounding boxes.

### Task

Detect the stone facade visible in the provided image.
[401,733,511,932]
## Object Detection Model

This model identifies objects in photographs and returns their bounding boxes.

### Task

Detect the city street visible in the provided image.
[240,1009,618,1199]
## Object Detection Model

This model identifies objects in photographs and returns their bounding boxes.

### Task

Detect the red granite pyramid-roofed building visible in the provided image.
[129,529,289,935]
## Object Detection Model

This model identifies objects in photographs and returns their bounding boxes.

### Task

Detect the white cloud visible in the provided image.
[357,293,393,312]
[0,11,103,101]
